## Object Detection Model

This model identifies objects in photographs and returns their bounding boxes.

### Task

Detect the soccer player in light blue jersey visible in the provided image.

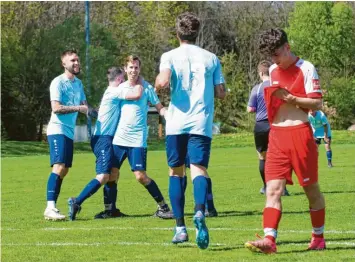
[67,67,143,221]
[44,50,90,221]
[110,55,174,219]
[155,12,226,249]
[309,110,333,167]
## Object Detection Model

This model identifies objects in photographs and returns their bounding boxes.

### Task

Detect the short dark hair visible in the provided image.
[125,55,141,67]
[176,12,200,42]
[107,67,123,82]
[258,60,272,76]
[61,49,78,60]
[258,28,288,55]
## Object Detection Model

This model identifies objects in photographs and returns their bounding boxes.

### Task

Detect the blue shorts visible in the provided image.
[91,135,114,174]
[166,134,211,168]
[48,134,74,168]
[112,145,147,171]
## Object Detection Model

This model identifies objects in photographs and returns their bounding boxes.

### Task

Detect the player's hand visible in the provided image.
[273,89,296,104]
[78,105,89,115]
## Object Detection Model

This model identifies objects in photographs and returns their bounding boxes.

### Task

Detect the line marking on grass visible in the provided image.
[2,227,354,234]
[2,241,354,247]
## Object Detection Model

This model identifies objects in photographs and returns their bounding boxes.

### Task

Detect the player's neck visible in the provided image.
[179,40,195,46]
[128,78,138,86]
[64,70,75,80]
[280,54,298,69]
[261,76,270,82]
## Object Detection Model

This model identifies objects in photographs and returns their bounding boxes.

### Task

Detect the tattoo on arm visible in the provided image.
[53,105,79,114]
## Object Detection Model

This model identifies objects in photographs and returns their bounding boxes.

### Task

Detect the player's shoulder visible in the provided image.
[269,63,278,74]
[296,58,316,71]
[118,81,129,88]
[142,80,153,89]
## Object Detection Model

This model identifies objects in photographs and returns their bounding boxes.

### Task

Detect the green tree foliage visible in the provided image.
[287,2,355,128]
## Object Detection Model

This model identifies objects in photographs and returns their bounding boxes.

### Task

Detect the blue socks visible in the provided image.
[145,179,164,204]
[104,181,118,210]
[47,172,62,201]
[326,150,332,162]
[206,177,216,212]
[193,175,208,213]
[169,176,185,226]
[76,179,101,205]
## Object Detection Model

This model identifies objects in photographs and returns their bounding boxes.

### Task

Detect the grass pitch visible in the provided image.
[1,138,355,261]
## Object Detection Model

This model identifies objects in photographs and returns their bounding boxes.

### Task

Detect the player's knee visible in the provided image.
[52,164,68,178]
[95,174,109,185]
[134,171,149,184]
[258,151,266,160]
[266,183,284,199]
[169,166,184,177]
[190,164,208,178]
[110,168,119,182]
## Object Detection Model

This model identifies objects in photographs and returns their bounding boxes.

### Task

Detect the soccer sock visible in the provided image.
[206,177,216,211]
[54,176,63,203]
[326,151,332,162]
[76,179,101,205]
[259,159,266,187]
[105,181,118,211]
[47,173,60,207]
[182,175,187,193]
[263,207,282,242]
[169,176,185,226]
[193,175,208,214]
[145,179,166,207]
[310,208,325,238]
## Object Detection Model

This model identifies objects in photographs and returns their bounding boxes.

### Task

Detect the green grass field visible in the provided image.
[2,134,355,261]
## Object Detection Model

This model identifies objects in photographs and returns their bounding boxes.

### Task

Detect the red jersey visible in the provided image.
[264,58,323,123]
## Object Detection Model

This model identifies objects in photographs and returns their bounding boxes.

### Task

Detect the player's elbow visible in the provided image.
[314,99,323,111]
[215,84,226,100]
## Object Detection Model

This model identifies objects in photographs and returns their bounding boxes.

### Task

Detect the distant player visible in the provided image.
[245,28,326,253]
[44,50,89,221]
[155,12,226,249]
[67,67,143,220]
[247,60,290,196]
[308,110,333,168]
[109,55,174,219]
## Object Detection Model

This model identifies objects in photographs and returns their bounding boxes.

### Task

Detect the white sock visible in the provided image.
[47,201,55,209]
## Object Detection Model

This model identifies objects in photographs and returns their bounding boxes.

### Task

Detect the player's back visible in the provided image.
[163,44,222,138]
[93,87,123,137]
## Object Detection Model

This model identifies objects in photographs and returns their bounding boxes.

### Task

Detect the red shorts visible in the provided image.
[265,123,318,187]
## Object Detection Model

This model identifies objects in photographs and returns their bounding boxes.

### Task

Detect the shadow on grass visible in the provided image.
[278,246,355,254]
[278,237,355,246]
[291,190,355,196]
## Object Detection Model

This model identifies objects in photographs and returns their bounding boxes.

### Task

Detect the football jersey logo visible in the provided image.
[273,81,279,85]
[312,79,321,90]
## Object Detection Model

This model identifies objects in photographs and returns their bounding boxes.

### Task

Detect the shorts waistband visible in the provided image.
[270,122,311,130]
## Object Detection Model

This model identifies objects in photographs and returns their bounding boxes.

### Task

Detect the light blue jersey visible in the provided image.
[159,44,225,138]
[308,110,332,138]
[93,86,130,136]
[47,74,86,140]
[112,80,160,147]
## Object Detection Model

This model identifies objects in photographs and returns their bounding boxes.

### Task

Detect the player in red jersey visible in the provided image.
[245,28,326,254]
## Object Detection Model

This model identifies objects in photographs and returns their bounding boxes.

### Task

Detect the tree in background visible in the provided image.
[287,2,355,129]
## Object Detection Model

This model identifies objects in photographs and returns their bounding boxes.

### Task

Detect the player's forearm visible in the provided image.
[125,85,143,100]
[53,105,81,114]
[291,97,322,111]
[247,106,256,113]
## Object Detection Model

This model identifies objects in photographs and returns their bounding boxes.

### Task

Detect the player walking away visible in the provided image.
[309,110,333,168]
[245,28,326,254]
[67,67,143,221]
[108,55,173,219]
[247,60,290,196]
[155,12,226,249]
[44,50,89,221]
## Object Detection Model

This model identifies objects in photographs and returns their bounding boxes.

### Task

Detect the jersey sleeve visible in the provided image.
[114,87,130,100]
[248,86,257,108]
[159,52,172,71]
[305,64,322,98]
[49,78,62,102]
[213,57,225,86]
[146,82,160,105]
